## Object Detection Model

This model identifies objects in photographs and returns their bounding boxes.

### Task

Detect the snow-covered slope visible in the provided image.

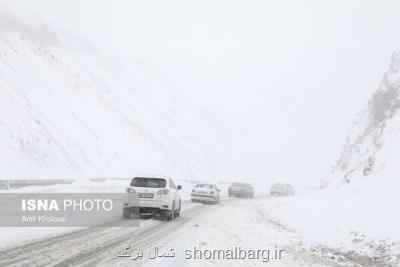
[259,51,400,266]
[324,49,400,189]
[0,8,226,180]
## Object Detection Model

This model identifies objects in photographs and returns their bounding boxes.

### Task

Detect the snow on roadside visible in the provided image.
[266,187,400,266]
[144,191,400,267]
[143,196,335,267]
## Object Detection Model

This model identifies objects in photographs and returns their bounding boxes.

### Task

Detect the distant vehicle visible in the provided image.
[270,183,295,196]
[123,176,182,220]
[228,183,254,198]
[191,183,221,204]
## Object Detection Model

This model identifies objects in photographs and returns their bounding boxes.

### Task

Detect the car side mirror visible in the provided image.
[177,185,182,190]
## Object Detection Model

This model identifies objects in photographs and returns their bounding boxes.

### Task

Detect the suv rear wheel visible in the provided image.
[123,207,139,219]
[160,210,173,221]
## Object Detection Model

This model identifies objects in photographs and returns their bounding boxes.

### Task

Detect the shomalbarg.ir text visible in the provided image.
[184,246,284,263]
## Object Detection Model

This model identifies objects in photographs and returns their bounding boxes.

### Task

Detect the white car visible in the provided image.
[123,176,182,220]
[270,183,295,196]
[191,183,221,204]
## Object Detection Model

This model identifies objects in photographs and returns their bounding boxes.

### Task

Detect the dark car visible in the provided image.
[228,183,254,198]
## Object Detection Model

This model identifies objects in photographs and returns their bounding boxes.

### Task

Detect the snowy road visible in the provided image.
[0,195,383,267]
[0,199,207,267]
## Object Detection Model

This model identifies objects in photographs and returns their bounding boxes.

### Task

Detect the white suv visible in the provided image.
[123,176,182,220]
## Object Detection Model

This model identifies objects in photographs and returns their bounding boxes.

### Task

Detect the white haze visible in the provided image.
[2,0,400,185]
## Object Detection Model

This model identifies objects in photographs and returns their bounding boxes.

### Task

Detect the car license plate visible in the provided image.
[139,193,154,198]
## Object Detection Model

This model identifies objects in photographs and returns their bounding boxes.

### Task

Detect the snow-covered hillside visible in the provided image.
[258,51,400,266]
[324,49,400,189]
[0,8,228,180]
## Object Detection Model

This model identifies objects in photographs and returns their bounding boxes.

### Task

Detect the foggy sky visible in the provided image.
[3,0,400,185]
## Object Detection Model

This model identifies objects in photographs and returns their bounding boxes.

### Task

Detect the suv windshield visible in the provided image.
[130,177,167,188]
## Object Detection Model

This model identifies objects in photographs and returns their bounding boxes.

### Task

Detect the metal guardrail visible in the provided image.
[0,179,75,189]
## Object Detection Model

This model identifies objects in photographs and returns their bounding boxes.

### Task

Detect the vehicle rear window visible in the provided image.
[130,177,167,188]
[195,183,213,189]
[232,183,248,187]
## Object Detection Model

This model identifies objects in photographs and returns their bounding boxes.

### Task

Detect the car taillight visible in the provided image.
[157,189,170,195]
[126,187,136,193]
[210,191,214,195]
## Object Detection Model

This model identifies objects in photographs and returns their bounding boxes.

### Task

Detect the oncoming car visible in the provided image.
[228,183,254,198]
[123,176,182,220]
[191,183,221,204]
[270,183,295,196]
